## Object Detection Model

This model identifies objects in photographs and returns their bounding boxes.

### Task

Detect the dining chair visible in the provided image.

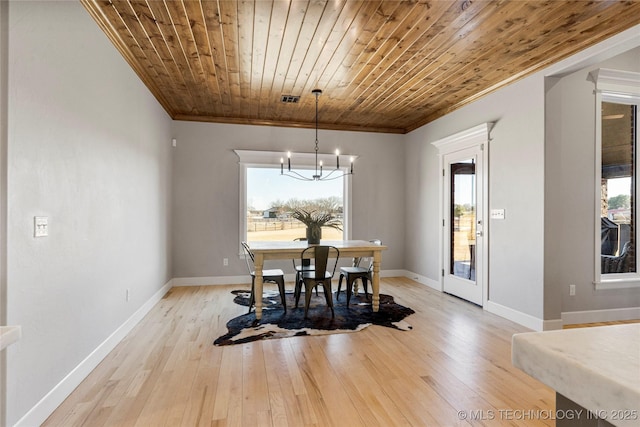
[241,242,287,313]
[294,245,340,318]
[292,237,318,296]
[336,239,382,307]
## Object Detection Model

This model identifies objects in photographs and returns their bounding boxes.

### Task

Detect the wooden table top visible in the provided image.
[247,240,387,253]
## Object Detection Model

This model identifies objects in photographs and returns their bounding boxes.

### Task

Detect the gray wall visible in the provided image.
[5,2,173,425]
[405,27,640,325]
[405,74,546,320]
[171,121,405,278]
[545,47,640,316]
[0,0,8,425]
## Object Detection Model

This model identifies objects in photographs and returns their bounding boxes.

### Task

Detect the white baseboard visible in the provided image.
[172,275,251,286]
[173,270,407,287]
[14,279,173,427]
[542,319,564,331]
[380,269,406,278]
[399,272,565,331]
[172,273,307,286]
[485,300,547,331]
[402,270,442,291]
[562,306,640,325]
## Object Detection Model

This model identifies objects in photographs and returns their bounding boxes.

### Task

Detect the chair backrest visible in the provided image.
[301,245,339,280]
[241,241,254,274]
[293,237,311,267]
[354,239,382,270]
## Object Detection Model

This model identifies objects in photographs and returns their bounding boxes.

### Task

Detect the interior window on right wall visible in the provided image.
[601,102,638,274]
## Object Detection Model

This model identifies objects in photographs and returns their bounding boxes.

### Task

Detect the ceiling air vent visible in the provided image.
[280,95,300,103]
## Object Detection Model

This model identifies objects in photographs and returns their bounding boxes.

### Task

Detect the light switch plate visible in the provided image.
[491,209,505,220]
[34,216,48,237]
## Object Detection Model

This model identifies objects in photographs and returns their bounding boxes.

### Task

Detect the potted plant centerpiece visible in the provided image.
[291,209,342,244]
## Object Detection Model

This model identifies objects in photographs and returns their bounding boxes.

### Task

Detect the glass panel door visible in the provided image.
[450,160,476,281]
[443,145,483,306]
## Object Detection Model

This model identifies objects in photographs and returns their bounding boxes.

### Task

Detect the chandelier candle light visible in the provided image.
[281,89,354,181]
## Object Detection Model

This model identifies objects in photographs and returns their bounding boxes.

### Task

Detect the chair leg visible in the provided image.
[346,275,356,307]
[276,277,287,313]
[294,278,302,308]
[304,281,314,318]
[322,280,334,317]
[362,277,370,300]
[248,277,255,314]
[337,273,345,300]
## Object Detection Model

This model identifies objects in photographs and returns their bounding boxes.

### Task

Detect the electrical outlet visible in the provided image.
[223,258,229,267]
[569,284,576,296]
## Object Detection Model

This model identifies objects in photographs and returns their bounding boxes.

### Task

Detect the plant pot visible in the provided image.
[306,225,322,244]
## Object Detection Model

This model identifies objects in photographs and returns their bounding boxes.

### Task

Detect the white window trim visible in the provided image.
[590,68,640,290]
[234,150,355,254]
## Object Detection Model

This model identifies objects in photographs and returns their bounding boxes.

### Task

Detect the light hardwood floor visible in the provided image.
[44,277,554,426]
[563,319,640,329]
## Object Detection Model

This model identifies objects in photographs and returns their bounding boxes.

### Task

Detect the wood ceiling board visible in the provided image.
[84,0,180,116]
[406,1,640,130]
[80,0,640,133]
[326,2,451,127]
[336,1,491,129]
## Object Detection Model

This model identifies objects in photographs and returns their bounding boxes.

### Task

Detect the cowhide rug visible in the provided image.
[213,289,414,346]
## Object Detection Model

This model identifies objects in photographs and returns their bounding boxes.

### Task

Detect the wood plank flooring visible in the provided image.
[44,277,555,426]
[563,319,640,329]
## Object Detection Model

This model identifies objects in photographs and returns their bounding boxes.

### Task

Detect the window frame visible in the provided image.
[235,150,354,254]
[591,68,640,290]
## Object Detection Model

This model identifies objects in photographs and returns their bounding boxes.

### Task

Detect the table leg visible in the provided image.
[372,251,381,312]
[254,253,264,320]
[556,393,614,427]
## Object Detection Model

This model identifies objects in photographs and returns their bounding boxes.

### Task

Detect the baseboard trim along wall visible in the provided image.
[401,271,559,331]
[562,306,640,325]
[172,270,408,287]
[14,280,173,427]
[175,272,562,332]
[485,300,549,331]
[542,319,564,331]
[172,275,251,286]
[402,270,441,291]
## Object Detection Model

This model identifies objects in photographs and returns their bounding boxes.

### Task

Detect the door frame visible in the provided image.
[432,123,493,307]
[443,147,483,304]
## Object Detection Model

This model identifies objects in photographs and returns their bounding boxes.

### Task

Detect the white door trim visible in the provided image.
[432,123,493,307]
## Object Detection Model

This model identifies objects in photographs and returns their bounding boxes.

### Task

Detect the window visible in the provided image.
[591,68,640,289]
[600,101,637,275]
[235,150,352,245]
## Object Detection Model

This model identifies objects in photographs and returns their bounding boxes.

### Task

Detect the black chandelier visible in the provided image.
[281,89,353,181]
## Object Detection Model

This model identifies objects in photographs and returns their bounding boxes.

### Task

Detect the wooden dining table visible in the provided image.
[247,240,387,320]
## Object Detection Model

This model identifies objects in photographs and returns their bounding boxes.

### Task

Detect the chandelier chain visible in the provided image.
[280,89,354,181]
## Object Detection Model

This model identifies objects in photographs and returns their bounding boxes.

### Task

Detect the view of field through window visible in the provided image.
[246,167,344,241]
[451,159,477,281]
[600,101,637,274]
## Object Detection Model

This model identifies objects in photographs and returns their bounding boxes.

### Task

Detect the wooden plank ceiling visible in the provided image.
[82,0,640,134]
